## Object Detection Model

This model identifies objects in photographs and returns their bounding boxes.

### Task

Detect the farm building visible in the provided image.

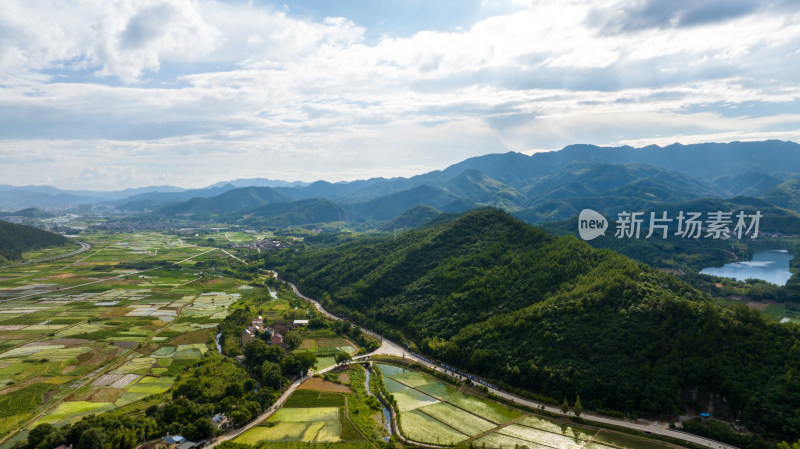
[157,435,186,449]
[212,413,231,430]
[271,332,283,345]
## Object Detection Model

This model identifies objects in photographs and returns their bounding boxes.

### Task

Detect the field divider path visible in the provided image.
[342,383,379,449]
[0,268,159,303]
[59,239,127,271]
[3,346,140,447]
[173,248,217,265]
[0,244,219,446]
[463,415,528,446]
[219,248,246,264]
[2,318,91,353]
[577,429,604,449]
[10,281,204,444]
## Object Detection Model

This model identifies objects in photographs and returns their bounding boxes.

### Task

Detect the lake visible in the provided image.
[700,249,794,286]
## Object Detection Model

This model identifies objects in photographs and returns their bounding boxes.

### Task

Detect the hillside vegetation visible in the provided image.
[0,221,68,262]
[264,209,800,442]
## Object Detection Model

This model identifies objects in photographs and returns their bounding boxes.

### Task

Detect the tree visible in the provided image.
[283,330,303,350]
[294,351,317,376]
[190,418,215,440]
[574,395,583,417]
[243,339,270,367]
[229,409,251,428]
[261,360,283,389]
[777,438,800,449]
[561,398,569,414]
[334,351,352,365]
[77,428,106,449]
[27,424,56,449]
[471,348,490,370]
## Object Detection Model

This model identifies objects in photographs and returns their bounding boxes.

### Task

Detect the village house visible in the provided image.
[241,316,268,347]
[156,435,201,449]
[211,413,231,430]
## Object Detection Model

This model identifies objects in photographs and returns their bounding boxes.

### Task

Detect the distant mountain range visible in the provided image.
[3,140,800,230]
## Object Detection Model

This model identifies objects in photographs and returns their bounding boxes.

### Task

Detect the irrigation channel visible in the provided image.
[364,365,393,440]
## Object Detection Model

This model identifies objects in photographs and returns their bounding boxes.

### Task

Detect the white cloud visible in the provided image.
[1,0,800,189]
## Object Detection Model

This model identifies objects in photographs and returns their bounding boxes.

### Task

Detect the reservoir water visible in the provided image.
[700,249,794,286]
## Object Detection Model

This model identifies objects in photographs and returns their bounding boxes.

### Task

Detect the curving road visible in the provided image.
[0,241,91,269]
[277,272,738,449]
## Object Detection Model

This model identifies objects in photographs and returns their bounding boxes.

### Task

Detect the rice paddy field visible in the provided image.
[376,363,683,449]
[0,232,269,444]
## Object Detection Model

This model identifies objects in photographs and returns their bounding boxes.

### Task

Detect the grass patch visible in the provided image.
[417,382,520,424]
[283,390,345,408]
[499,424,586,449]
[389,371,433,389]
[398,409,467,445]
[375,363,407,378]
[37,401,115,425]
[593,430,678,449]
[418,401,496,436]
[0,383,55,418]
[475,431,536,449]
[392,388,439,412]
[519,416,596,439]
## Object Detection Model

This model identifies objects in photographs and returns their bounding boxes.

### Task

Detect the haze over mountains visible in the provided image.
[3,140,800,229]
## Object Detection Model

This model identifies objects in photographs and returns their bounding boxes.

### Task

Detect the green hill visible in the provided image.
[0,208,54,218]
[247,198,349,226]
[515,162,729,224]
[158,186,291,216]
[348,185,474,220]
[758,177,800,213]
[0,221,68,262]
[265,209,800,442]
[381,205,443,231]
[441,169,527,210]
[714,171,784,196]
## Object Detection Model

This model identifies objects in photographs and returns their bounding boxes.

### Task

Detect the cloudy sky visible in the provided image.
[2,0,800,190]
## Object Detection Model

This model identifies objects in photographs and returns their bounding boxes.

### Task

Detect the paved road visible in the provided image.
[207,361,353,448]
[0,241,91,269]
[278,273,738,449]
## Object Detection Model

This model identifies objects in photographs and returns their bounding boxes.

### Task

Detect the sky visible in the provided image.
[2,0,800,190]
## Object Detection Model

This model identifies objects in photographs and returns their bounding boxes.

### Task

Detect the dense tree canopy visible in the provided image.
[265,208,800,442]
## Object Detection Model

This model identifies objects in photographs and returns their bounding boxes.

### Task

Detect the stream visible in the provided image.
[215,332,223,354]
[363,365,392,439]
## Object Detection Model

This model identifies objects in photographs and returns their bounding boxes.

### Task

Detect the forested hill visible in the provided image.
[264,208,800,442]
[0,220,67,262]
